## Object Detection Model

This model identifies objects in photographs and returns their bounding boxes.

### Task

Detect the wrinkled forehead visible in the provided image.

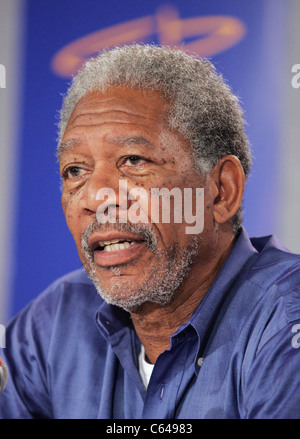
[65,86,170,130]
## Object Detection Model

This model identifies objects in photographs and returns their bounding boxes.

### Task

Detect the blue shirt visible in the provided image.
[0,228,300,419]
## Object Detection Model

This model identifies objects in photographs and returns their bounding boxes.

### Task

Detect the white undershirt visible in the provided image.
[138,345,154,389]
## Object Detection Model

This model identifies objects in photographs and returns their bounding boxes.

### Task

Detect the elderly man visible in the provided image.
[0,44,300,419]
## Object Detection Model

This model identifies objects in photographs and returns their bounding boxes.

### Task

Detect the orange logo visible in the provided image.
[51,5,246,78]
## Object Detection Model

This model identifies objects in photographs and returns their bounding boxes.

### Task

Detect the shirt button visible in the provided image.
[197,357,204,367]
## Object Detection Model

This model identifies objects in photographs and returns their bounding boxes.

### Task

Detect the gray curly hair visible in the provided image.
[58,44,251,233]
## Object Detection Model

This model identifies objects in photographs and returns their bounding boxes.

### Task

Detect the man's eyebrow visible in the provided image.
[57,138,82,158]
[57,135,153,160]
[107,135,153,147]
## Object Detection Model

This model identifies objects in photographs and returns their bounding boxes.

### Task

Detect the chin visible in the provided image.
[89,263,185,313]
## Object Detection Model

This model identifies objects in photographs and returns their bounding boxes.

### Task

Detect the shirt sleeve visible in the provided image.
[243,320,300,418]
[0,295,54,419]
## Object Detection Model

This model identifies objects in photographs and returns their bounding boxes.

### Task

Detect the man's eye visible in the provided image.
[63,166,85,179]
[123,156,145,167]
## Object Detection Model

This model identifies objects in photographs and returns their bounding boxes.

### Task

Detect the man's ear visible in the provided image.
[210,155,245,225]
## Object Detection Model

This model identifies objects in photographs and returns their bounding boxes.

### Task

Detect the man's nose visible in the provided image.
[79,165,129,216]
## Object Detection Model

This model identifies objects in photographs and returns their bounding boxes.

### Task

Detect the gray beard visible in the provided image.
[81,221,199,313]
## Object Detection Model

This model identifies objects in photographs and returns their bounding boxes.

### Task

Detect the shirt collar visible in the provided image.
[172,227,258,346]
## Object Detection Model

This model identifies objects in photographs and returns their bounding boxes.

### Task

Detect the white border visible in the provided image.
[0,0,24,324]
[278,0,300,252]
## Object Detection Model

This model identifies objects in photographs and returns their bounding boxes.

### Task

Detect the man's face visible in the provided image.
[59,86,215,312]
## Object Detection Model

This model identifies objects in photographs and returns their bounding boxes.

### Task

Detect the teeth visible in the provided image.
[97,238,138,251]
[99,238,121,246]
[103,241,132,252]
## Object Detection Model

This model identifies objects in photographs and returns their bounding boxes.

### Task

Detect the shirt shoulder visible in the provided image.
[246,235,300,324]
[7,268,104,343]
[30,268,102,312]
[1,269,105,419]
[238,245,300,417]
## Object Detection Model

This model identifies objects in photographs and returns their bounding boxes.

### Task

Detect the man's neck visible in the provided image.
[130,233,235,364]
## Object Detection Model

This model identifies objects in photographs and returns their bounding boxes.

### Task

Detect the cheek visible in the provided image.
[61,195,68,214]
[62,193,74,220]
[61,194,81,238]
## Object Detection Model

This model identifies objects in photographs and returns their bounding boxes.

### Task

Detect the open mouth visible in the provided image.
[88,234,146,267]
[83,225,157,268]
